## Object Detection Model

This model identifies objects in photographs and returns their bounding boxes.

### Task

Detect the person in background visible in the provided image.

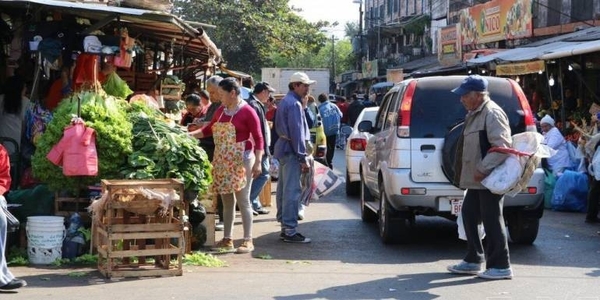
[0,76,30,154]
[246,82,275,215]
[193,76,225,231]
[447,75,514,280]
[273,72,314,243]
[0,144,27,290]
[347,93,365,127]
[180,93,204,127]
[317,93,342,169]
[189,77,264,254]
[45,61,75,111]
[540,115,571,175]
[198,90,210,115]
[336,96,349,125]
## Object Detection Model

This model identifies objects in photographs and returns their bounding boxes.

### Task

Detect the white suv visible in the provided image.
[359,76,545,244]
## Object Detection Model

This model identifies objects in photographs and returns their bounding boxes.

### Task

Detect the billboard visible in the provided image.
[362,59,378,79]
[438,24,462,67]
[459,0,533,46]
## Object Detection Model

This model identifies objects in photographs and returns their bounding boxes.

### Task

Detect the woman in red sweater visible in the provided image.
[189,77,263,254]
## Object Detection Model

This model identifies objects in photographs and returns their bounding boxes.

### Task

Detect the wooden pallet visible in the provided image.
[54,193,91,221]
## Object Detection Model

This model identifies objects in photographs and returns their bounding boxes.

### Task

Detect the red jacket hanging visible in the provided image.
[0,145,11,195]
[47,119,98,176]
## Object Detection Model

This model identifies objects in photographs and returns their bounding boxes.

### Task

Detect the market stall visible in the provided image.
[0,0,219,274]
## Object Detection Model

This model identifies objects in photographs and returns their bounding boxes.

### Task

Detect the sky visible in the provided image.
[288,0,361,39]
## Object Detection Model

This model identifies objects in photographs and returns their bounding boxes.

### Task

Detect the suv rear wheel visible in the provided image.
[507,211,540,245]
[378,181,411,244]
[360,175,377,223]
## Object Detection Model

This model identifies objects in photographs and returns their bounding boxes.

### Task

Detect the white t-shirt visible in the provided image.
[0,94,30,154]
[543,126,572,174]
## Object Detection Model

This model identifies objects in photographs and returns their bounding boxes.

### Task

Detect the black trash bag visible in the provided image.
[188,200,206,225]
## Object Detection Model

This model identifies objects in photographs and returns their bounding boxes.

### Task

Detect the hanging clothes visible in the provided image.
[46,118,98,176]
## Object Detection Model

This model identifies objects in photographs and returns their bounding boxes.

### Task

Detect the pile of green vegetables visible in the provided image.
[120,102,212,193]
[32,90,133,192]
[102,72,133,99]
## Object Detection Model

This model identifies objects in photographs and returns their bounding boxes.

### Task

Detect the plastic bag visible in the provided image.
[269,157,279,179]
[551,170,588,212]
[482,154,522,195]
[543,169,556,209]
[457,190,485,241]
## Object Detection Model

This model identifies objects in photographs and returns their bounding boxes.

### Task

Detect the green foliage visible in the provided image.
[271,38,356,77]
[74,254,98,265]
[120,104,212,193]
[31,90,133,192]
[183,252,227,267]
[6,247,28,266]
[173,0,329,75]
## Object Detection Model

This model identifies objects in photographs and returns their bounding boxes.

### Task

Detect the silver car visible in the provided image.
[359,76,545,244]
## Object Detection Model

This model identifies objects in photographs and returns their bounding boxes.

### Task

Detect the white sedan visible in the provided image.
[345,107,378,196]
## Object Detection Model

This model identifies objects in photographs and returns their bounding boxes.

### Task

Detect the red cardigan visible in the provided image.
[200,104,264,151]
[0,145,11,195]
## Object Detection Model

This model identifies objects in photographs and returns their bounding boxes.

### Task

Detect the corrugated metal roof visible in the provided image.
[467,27,600,65]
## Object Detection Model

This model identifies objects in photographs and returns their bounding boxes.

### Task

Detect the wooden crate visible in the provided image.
[95,179,186,278]
[136,73,158,92]
[95,219,184,278]
[54,193,91,220]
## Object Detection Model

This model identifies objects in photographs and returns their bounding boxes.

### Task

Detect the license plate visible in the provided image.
[450,199,463,216]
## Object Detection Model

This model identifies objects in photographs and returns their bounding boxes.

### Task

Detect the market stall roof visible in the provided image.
[0,0,221,62]
[467,27,600,65]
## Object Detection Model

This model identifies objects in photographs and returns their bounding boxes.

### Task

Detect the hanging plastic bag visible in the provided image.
[543,168,556,209]
[269,157,279,180]
[46,118,98,176]
[456,191,485,241]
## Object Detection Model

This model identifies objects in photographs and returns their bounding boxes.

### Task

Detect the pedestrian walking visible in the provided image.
[317,93,342,169]
[447,75,514,280]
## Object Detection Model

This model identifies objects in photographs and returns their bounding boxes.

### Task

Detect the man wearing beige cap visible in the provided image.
[272,72,315,243]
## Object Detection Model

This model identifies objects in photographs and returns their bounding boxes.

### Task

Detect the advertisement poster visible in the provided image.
[438,24,462,67]
[386,68,404,83]
[362,59,379,79]
[459,0,533,46]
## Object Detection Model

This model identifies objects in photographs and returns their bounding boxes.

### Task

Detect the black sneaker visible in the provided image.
[279,232,286,240]
[0,279,27,290]
[283,233,311,243]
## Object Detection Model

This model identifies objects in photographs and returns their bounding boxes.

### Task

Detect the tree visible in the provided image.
[172,0,329,76]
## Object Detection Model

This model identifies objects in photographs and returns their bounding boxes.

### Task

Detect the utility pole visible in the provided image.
[353,0,363,71]
[331,34,338,93]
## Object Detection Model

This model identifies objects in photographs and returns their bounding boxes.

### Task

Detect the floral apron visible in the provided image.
[211,110,247,194]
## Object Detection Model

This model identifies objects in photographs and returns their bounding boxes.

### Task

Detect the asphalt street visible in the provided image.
[3,149,600,299]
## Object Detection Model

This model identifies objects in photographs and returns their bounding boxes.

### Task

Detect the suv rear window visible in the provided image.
[409,78,526,138]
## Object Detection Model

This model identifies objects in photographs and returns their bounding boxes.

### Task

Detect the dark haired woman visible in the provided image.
[189,78,264,254]
[0,76,29,154]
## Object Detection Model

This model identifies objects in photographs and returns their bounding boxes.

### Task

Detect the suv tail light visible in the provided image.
[397,80,417,137]
[349,138,367,151]
[508,79,537,132]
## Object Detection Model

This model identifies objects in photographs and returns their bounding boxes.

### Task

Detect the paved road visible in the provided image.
[4,149,600,299]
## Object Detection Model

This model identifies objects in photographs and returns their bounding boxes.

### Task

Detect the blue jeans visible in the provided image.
[276,154,301,235]
[249,154,270,210]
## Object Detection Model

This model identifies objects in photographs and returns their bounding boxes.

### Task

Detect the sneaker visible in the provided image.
[215,222,224,231]
[447,261,482,275]
[279,232,286,240]
[210,238,234,252]
[477,268,513,280]
[0,279,27,290]
[254,208,270,215]
[235,240,254,254]
[585,217,600,224]
[283,232,311,243]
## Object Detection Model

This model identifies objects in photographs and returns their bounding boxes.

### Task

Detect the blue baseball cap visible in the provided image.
[451,75,488,96]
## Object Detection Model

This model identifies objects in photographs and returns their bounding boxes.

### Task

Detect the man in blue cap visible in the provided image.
[447,75,514,280]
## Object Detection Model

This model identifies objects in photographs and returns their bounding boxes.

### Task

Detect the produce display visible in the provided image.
[121,102,212,194]
[102,72,133,99]
[32,90,133,192]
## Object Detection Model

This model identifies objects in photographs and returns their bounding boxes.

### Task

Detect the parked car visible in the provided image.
[345,107,378,196]
[358,75,544,244]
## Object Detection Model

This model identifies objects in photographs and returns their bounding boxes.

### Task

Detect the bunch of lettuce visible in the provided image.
[120,102,212,194]
[32,90,132,192]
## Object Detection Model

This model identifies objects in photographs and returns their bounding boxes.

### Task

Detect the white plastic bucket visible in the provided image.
[26,216,65,264]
